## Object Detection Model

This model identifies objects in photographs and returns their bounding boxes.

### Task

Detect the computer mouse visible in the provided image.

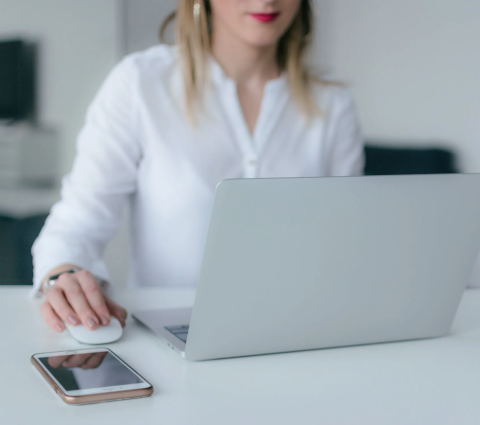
[64,317,123,344]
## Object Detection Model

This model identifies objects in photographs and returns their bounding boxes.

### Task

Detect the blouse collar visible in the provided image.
[209,55,287,93]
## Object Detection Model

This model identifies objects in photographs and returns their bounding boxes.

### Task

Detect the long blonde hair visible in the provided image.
[160,0,319,122]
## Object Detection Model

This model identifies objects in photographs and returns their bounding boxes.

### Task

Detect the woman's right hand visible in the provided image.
[40,268,127,333]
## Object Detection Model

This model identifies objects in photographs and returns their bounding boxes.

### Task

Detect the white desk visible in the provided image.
[2,286,480,425]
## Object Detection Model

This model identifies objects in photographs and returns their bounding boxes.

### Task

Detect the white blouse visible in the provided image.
[31,45,364,293]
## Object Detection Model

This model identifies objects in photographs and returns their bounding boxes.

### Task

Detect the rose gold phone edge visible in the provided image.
[30,349,154,405]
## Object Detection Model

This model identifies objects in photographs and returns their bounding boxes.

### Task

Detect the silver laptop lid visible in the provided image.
[185,174,480,360]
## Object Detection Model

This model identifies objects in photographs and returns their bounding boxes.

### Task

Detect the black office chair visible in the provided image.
[364,144,457,176]
[0,214,48,285]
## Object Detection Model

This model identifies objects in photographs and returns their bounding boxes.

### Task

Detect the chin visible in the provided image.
[243,31,284,48]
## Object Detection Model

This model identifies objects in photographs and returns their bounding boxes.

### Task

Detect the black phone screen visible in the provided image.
[38,351,142,391]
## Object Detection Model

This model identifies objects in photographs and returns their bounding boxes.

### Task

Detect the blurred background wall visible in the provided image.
[0,0,123,177]
[0,0,479,287]
[0,0,127,286]
[316,0,480,174]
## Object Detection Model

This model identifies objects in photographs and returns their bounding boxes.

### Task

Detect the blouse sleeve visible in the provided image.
[324,86,365,177]
[31,56,142,296]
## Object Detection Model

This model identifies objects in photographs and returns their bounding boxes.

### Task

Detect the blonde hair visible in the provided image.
[160,0,319,122]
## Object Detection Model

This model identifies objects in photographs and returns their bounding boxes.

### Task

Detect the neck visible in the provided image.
[211,27,279,86]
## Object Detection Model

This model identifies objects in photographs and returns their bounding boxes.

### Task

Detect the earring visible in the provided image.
[193,1,201,27]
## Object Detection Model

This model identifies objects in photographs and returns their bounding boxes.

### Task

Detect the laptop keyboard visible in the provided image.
[165,325,189,343]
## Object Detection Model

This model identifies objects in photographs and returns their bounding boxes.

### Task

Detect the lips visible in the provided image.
[249,13,280,23]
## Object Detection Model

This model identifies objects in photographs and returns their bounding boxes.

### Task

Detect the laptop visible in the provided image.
[133,174,480,361]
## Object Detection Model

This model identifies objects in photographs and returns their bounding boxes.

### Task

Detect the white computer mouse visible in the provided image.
[64,317,123,344]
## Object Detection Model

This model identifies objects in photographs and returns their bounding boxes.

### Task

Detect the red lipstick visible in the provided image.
[249,13,280,23]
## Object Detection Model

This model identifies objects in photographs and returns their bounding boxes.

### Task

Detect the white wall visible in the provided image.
[0,0,123,176]
[314,0,480,172]
[0,0,129,285]
[124,0,176,54]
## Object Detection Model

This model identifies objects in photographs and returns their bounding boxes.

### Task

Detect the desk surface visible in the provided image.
[2,286,480,425]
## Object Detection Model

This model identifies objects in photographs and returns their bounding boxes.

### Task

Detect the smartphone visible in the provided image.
[31,348,153,405]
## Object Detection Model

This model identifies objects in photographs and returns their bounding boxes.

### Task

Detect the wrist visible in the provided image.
[43,268,81,293]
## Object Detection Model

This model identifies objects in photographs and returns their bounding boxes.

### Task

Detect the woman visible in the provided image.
[33,0,364,333]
